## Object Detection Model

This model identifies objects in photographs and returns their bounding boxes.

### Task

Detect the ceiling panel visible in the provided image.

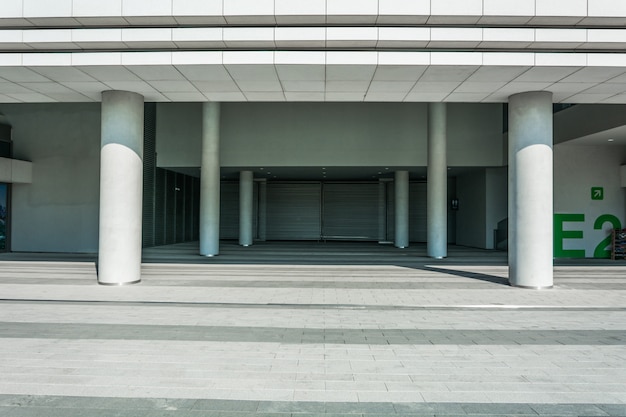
[364,92,409,101]
[203,91,246,101]
[418,66,478,82]
[326,66,376,81]
[275,65,325,81]
[560,67,626,83]
[243,92,285,101]
[466,66,531,83]
[284,92,325,101]
[367,81,415,93]
[77,66,141,82]
[454,82,507,93]
[127,65,186,81]
[326,81,370,92]
[175,65,233,82]
[0,67,51,82]
[513,67,581,82]
[237,80,283,92]
[226,65,279,81]
[324,92,366,101]
[281,81,325,92]
[192,80,240,92]
[149,80,199,92]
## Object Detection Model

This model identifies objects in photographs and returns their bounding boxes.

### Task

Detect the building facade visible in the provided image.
[1,1,626,287]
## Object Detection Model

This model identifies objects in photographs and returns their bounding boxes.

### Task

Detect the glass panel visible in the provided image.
[0,184,7,251]
[0,141,11,158]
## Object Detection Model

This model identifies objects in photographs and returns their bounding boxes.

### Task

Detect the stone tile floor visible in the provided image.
[0,242,624,416]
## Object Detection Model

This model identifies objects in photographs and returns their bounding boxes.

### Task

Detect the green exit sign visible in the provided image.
[591,187,604,200]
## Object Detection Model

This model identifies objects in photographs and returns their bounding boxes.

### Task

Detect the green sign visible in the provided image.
[591,187,604,200]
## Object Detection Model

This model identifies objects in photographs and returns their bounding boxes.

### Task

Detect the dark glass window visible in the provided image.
[0,141,11,158]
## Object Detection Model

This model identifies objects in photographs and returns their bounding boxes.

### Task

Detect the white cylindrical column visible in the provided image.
[427,102,448,259]
[98,90,144,285]
[395,170,409,248]
[200,102,221,256]
[239,170,254,246]
[508,91,553,289]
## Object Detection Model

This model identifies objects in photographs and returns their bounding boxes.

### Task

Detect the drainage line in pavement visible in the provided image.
[1,298,626,311]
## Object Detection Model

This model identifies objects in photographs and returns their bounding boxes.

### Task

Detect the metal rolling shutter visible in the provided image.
[322,183,378,240]
[154,168,166,246]
[175,173,185,243]
[267,182,321,240]
[386,184,395,242]
[142,103,156,248]
[184,175,193,241]
[164,170,176,244]
[409,182,427,242]
[220,182,239,240]
[192,177,200,241]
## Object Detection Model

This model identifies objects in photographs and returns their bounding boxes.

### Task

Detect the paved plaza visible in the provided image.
[0,242,625,416]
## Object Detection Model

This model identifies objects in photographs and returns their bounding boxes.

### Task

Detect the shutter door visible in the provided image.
[142,103,156,248]
[322,183,378,240]
[386,184,395,242]
[267,182,321,240]
[220,182,239,240]
[165,170,176,244]
[154,168,166,246]
[175,173,185,243]
[409,182,427,242]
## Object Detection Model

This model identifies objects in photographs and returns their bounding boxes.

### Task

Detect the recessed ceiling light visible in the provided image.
[259,168,264,170]
[608,139,615,142]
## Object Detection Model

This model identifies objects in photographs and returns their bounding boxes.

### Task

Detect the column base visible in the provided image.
[509,283,553,290]
[98,279,141,286]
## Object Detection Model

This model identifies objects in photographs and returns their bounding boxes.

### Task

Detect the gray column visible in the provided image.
[257,179,267,241]
[427,102,448,259]
[98,90,144,285]
[508,91,553,289]
[239,170,254,246]
[394,170,409,248]
[199,102,221,256]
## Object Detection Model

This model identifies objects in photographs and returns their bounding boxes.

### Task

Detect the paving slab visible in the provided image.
[0,242,625,415]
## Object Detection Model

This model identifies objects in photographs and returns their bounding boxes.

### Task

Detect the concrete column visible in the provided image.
[239,170,254,246]
[508,91,553,289]
[395,170,409,248]
[98,90,144,285]
[257,179,267,241]
[427,102,448,259]
[199,102,221,256]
